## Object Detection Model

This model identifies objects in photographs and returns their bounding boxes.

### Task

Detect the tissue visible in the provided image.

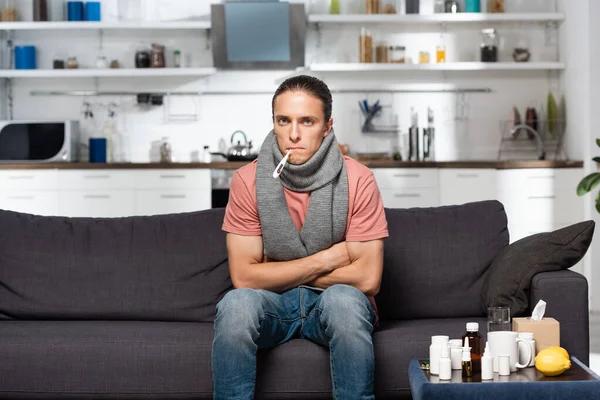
[531,299,546,321]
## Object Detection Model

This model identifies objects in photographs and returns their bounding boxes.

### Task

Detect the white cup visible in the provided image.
[488,331,532,373]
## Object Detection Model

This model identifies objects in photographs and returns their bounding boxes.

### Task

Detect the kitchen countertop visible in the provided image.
[0,160,584,170]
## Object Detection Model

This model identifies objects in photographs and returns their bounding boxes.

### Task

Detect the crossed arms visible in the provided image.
[226,233,384,296]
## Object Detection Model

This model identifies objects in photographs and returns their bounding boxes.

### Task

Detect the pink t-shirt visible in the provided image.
[222,156,389,327]
[222,156,389,241]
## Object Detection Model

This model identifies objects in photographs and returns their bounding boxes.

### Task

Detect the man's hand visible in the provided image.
[308,239,384,296]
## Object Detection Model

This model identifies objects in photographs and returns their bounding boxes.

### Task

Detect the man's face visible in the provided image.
[272,90,333,165]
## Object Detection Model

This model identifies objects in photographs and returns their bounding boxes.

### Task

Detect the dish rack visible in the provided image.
[497,119,567,161]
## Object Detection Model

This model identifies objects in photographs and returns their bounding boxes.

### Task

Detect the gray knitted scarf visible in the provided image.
[256,129,348,261]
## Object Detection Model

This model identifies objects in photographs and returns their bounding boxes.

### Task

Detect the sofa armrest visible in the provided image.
[530,270,589,365]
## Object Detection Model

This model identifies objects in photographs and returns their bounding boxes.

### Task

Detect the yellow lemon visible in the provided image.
[535,347,571,377]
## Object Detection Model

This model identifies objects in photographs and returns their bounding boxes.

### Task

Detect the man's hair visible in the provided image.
[271,75,333,122]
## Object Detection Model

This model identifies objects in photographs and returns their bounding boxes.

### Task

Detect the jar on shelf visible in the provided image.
[436,44,446,63]
[365,0,380,14]
[66,56,79,69]
[359,28,373,63]
[329,0,340,14]
[173,50,181,68]
[389,45,405,63]
[375,42,389,63]
[150,43,166,68]
[489,0,504,13]
[480,28,499,62]
[135,48,150,68]
[382,0,398,14]
[1,0,17,21]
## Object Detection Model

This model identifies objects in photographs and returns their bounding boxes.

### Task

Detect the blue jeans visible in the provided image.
[212,284,376,400]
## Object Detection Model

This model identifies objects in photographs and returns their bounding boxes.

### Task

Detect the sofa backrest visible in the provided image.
[375,200,509,321]
[0,208,232,322]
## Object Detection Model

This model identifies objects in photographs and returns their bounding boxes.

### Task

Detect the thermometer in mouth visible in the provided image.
[273,149,292,179]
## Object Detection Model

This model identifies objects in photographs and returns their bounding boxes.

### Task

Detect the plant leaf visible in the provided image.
[577,173,600,196]
[597,139,600,147]
[593,157,600,164]
[596,191,600,214]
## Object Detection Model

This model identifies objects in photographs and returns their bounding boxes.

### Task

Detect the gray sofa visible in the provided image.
[0,200,589,399]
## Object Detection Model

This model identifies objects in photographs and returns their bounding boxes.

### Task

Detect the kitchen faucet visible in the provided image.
[509,124,546,160]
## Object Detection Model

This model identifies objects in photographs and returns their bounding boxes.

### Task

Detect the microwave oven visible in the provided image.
[0,120,80,162]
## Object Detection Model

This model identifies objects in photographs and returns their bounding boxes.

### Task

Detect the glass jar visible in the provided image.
[359,28,373,63]
[329,0,340,14]
[66,57,79,69]
[436,45,446,63]
[375,42,389,63]
[173,50,181,68]
[489,0,505,13]
[480,28,499,62]
[389,46,405,63]
[135,49,150,68]
[444,0,459,13]
[150,43,165,68]
[365,0,380,14]
[382,0,398,13]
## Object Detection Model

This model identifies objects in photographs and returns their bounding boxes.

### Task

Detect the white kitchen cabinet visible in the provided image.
[0,191,59,216]
[58,170,134,190]
[439,169,497,206]
[58,191,135,217]
[497,169,584,228]
[0,170,58,190]
[135,190,211,215]
[372,168,439,208]
[134,170,210,190]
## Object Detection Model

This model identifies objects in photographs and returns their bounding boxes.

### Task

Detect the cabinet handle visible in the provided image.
[457,173,479,178]
[394,193,421,198]
[8,175,34,180]
[528,195,556,200]
[83,194,111,199]
[7,195,34,200]
[160,194,186,199]
[84,174,110,179]
[160,174,186,179]
[393,173,420,178]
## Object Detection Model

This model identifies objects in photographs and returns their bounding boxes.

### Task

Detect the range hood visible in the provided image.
[211,1,306,70]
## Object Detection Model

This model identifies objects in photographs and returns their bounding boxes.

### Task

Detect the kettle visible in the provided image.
[213,130,258,161]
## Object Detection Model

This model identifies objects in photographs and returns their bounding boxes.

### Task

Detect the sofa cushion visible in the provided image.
[0,321,213,398]
[376,201,509,320]
[0,209,231,322]
[481,221,595,317]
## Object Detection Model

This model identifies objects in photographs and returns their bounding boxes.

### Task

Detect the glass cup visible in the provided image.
[487,306,511,332]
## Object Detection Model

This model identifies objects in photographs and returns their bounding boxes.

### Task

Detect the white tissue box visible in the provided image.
[512,317,560,354]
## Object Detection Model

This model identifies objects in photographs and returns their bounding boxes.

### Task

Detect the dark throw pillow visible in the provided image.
[481,220,595,317]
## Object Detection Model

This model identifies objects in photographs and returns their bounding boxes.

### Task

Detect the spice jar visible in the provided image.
[489,0,504,13]
[480,28,498,62]
[375,42,389,63]
[1,5,17,21]
[135,49,150,68]
[150,43,165,68]
[436,45,446,63]
[365,0,380,14]
[173,50,181,68]
[66,57,79,69]
[359,28,373,63]
[389,46,405,63]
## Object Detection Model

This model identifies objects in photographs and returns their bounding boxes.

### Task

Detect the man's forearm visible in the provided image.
[233,252,330,293]
[308,263,375,295]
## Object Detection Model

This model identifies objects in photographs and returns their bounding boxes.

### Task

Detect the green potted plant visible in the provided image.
[576,139,600,212]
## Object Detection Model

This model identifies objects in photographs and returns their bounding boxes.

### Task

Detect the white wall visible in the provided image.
[7,0,563,163]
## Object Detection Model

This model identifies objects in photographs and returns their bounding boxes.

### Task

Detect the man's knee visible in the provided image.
[215,288,265,330]
[319,284,372,325]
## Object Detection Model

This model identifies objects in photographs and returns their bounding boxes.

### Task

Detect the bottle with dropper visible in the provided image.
[462,337,473,378]
[481,341,493,380]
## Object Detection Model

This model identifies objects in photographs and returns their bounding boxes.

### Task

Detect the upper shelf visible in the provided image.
[308,12,565,24]
[0,68,216,78]
[309,62,565,72]
[0,20,211,30]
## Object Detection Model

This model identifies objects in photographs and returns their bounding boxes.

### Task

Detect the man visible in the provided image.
[212,75,388,399]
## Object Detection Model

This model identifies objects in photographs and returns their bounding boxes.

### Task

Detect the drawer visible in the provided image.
[0,191,58,216]
[133,170,210,190]
[59,170,134,190]
[380,188,439,209]
[135,190,211,215]
[439,169,496,206]
[0,170,58,190]
[59,191,135,217]
[372,169,438,189]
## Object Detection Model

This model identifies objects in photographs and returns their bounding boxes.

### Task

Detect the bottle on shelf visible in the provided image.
[462,322,483,373]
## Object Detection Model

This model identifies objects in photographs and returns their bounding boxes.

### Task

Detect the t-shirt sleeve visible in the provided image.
[345,171,389,242]
[222,171,262,236]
